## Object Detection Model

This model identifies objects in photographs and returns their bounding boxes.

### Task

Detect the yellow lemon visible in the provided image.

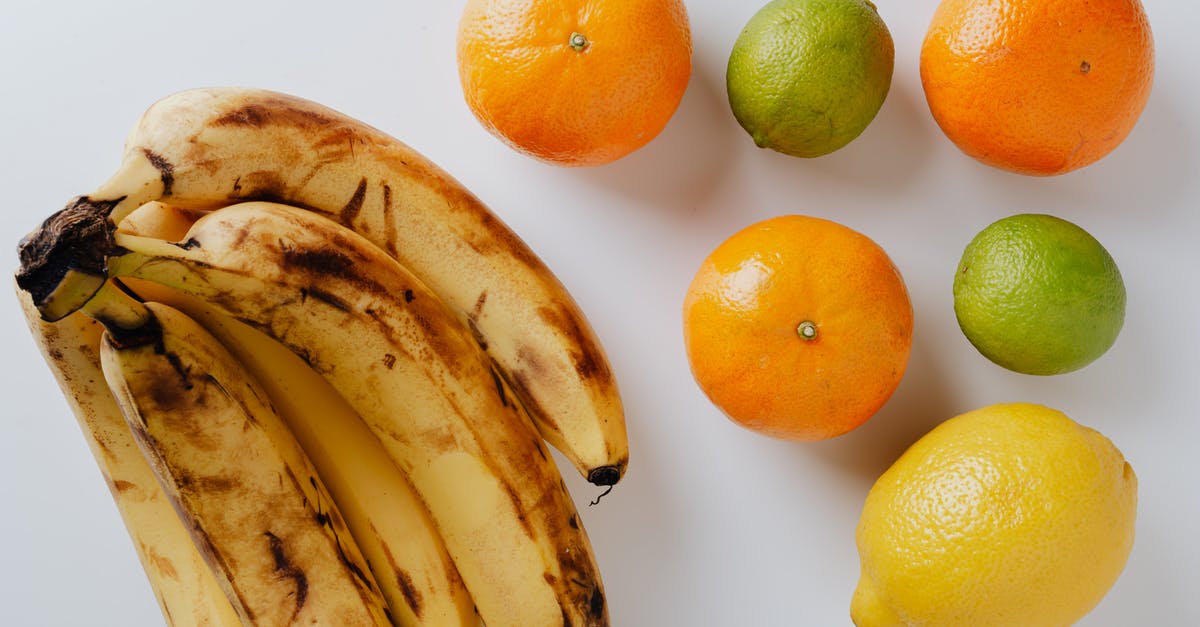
[852,403,1137,627]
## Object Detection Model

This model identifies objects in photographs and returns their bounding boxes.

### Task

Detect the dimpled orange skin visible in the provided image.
[683,216,913,441]
[457,0,692,167]
[920,0,1154,176]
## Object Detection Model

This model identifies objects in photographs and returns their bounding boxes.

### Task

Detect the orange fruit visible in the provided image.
[456,0,692,167]
[682,215,913,441]
[920,0,1154,176]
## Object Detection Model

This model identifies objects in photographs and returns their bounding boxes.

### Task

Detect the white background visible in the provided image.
[1,1,1197,625]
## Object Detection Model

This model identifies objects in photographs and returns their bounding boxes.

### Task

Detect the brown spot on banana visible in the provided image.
[380,183,399,256]
[212,99,334,129]
[457,206,543,270]
[228,171,289,202]
[141,149,175,195]
[143,545,180,580]
[377,535,424,618]
[212,99,333,129]
[466,315,488,351]
[214,104,271,127]
[264,530,309,622]
[306,475,380,598]
[138,352,201,415]
[559,577,606,627]
[223,171,330,217]
[501,480,536,540]
[508,368,551,435]
[490,367,509,407]
[419,425,460,456]
[174,472,240,496]
[537,306,609,383]
[404,309,476,373]
[588,586,606,622]
[393,568,423,619]
[299,287,353,312]
[109,479,138,495]
[280,245,357,280]
[314,128,362,163]
[373,423,412,449]
[339,178,369,224]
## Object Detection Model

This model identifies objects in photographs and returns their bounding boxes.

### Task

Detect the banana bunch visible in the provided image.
[15,88,627,627]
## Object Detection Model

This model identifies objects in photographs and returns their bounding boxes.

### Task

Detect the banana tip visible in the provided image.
[587,466,621,487]
[586,466,622,506]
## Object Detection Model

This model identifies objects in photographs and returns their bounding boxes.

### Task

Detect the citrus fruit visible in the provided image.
[852,403,1138,627]
[682,215,912,441]
[920,0,1155,175]
[953,214,1125,375]
[725,0,894,158]
[456,0,692,166]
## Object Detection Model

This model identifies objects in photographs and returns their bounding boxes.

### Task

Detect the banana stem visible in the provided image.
[106,235,200,290]
[12,193,184,327]
[80,280,158,349]
[82,280,151,330]
[15,197,125,321]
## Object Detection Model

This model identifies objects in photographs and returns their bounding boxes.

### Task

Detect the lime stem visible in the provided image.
[798,321,817,340]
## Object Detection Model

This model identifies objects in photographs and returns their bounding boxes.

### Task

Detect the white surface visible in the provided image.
[1,1,1197,625]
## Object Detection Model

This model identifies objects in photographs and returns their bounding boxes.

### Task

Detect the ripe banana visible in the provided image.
[97,294,392,625]
[16,284,241,626]
[119,201,478,627]
[23,86,627,487]
[98,200,607,626]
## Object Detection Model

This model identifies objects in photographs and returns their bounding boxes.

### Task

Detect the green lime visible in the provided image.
[953,214,1126,375]
[725,0,894,158]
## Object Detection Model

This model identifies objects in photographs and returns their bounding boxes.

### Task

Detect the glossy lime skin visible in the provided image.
[953,214,1126,375]
[726,0,894,158]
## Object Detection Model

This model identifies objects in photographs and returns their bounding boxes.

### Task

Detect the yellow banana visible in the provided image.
[16,285,241,626]
[119,201,479,627]
[20,86,627,487]
[98,295,392,626]
[96,201,607,626]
